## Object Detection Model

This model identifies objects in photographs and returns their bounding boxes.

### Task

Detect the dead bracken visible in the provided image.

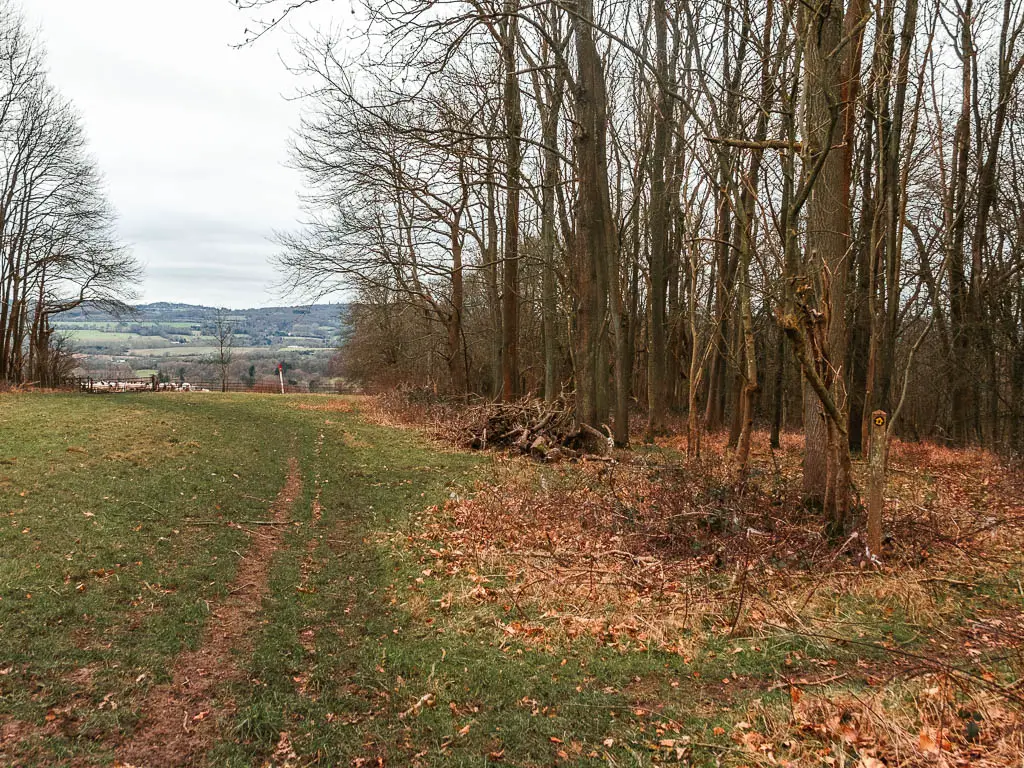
[378,397,1024,767]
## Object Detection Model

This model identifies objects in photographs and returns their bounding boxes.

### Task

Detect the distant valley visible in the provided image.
[58,302,347,389]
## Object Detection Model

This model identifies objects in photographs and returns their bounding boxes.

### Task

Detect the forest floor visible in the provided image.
[0,392,1020,767]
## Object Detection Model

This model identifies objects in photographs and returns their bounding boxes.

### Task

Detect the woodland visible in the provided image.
[254,0,1024,532]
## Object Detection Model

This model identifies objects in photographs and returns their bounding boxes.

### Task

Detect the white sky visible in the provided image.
[22,0,329,308]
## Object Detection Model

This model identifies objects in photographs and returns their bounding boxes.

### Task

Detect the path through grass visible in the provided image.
[1,393,1020,767]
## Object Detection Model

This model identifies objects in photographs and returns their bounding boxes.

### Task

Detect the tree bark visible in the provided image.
[571,0,616,433]
[501,0,522,401]
[646,0,671,439]
[484,140,503,398]
[799,0,855,527]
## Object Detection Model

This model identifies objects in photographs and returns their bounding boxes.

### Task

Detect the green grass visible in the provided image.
[0,394,751,766]
[0,395,309,761]
[57,322,196,332]
[61,330,144,343]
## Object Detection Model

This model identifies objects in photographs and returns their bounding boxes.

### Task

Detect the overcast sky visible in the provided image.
[23,0,327,308]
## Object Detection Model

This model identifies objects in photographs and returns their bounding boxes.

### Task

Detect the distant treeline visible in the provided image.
[58,302,348,347]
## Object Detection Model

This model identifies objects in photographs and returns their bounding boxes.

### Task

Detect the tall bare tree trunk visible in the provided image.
[501,0,522,400]
[686,234,703,457]
[609,223,630,446]
[799,0,855,527]
[948,0,974,445]
[572,0,615,433]
[735,0,775,472]
[448,220,468,396]
[869,0,918,442]
[646,0,671,439]
[484,140,503,398]
[534,13,565,404]
[541,135,560,402]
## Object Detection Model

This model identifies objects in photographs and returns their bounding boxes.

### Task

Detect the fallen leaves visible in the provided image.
[269,731,298,766]
[392,425,1023,745]
[918,727,952,753]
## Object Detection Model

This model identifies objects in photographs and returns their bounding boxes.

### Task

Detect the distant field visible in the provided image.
[128,346,265,358]
[283,336,328,344]
[57,321,197,332]
[62,330,145,344]
[57,314,335,374]
[62,331,250,352]
[56,322,124,331]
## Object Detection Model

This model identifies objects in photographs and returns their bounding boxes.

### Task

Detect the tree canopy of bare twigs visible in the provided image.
[0,1,139,386]
[252,0,1024,521]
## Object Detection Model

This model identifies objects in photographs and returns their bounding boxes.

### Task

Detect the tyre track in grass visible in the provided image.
[268,428,326,764]
[295,428,326,675]
[115,457,303,768]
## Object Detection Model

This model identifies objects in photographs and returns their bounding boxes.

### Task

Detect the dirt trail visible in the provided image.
[116,457,303,768]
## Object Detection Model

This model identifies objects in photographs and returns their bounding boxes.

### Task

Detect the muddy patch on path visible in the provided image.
[116,457,303,768]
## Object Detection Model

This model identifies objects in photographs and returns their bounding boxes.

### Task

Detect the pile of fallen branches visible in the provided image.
[367,389,614,460]
[463,395,612,460]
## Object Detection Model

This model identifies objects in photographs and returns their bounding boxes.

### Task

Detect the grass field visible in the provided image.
[126,346,264,358]
[60,331,241,352]
[56,322,197,333]
[0,394,1020,767]
[60,331,149,345]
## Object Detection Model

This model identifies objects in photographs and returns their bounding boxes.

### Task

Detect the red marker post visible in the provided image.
[278,362,285,395]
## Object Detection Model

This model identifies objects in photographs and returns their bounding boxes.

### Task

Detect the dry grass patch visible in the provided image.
[293,396,362,413]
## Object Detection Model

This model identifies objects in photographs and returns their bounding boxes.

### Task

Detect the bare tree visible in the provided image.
[213,308,236,392]
[0,2,138,386]
[249,0,1024,537]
